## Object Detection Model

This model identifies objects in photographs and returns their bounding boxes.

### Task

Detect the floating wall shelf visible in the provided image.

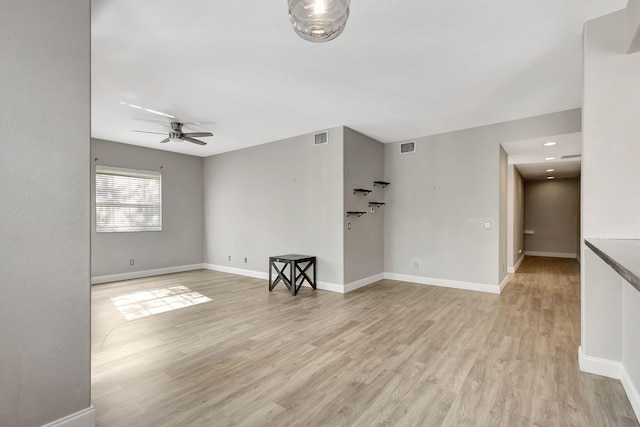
[373,181,390,188]
[346,211,367,218]
[368,202,386,207]
[353,188,372,195]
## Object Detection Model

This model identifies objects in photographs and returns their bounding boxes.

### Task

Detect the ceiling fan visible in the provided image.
[133,122,213,145]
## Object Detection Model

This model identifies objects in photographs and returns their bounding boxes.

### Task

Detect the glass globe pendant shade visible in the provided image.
[288,0,350,42]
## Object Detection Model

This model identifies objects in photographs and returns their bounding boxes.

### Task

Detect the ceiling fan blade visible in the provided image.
[159,138,170,143]
[183,136,207,146]
[133,130,167,135]
[183,132,213,138]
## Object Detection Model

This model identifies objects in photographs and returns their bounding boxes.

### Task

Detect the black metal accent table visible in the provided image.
[269,254,317,296]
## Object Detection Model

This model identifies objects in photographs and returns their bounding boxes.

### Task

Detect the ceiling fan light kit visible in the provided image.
[288,0,350,42]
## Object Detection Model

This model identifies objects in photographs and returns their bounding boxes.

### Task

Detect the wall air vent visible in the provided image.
[314,131,328,146]
[561,154,581,159]
[400,141,416,154]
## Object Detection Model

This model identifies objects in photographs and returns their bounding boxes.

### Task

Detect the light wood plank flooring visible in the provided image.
[92,257,638,426]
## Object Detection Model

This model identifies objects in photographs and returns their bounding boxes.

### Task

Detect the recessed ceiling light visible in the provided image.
[546,169,555,172]
[544,141,557,146]
[545,157,556,161]
[547,176,555,180]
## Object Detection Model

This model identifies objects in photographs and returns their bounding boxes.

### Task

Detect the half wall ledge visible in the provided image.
[584,239,640,292]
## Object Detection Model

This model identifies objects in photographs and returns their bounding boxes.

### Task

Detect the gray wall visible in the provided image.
[383,109,581,287]
[343,128,385,284]
[91,139,204,279]
[507,165,525,269]
[0,1,91,425]
[582,6,640,398]
[524,178,579,257]
[203,127,345,285]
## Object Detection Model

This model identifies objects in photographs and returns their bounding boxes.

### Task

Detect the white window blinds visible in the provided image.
[96,166,162,232]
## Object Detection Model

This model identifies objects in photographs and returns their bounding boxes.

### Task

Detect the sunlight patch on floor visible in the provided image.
[111,285,211,320]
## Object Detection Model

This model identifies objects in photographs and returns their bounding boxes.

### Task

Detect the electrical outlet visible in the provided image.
[228,255,231,261]
[484,222,491,230]
[130,259,134,265]
[348,222,351,230]
[414,261,420,269]
[244,257,247,263]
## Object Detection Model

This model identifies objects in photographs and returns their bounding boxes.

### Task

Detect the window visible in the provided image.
[96,166,162,232]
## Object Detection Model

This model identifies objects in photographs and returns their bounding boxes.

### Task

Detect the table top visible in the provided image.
[585,239,640,292]
[270,254,316,262]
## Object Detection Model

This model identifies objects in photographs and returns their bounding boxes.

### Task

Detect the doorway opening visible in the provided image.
[502,133,581,273]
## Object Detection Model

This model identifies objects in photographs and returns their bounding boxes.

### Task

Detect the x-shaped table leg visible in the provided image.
[293,261,315,294]
[269,260,292,293]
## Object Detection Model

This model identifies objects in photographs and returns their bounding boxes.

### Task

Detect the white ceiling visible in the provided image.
[502,132,582,181]
[91,0,627,157]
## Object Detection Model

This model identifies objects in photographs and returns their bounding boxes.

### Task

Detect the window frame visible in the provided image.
[95,165,163,233]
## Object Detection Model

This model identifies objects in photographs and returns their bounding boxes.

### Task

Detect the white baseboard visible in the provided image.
[499,274,510,292]
[204,264,268,280]
[204,264,345,293]
[524,251,576,259]
[383,272,500,294]
[621,364,640,421]
[42,406,95,427]
[344,273,385,293]
[578,347,640,420]
[317,281,345,293]
[578,346,622,379]
[91,264,205,285]
[507,254,525,274]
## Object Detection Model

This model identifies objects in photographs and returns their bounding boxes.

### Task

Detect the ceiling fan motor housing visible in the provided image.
[132,120,212,145]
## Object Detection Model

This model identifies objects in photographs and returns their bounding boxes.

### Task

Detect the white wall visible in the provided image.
[343,128,385,285]
[203,127,345,285]
[623,280,640,403]
[581,5,640,418]
[524,178,579,257]
[91,139,204,281]
[507,165,524,271]
[499,146,508,285]
[0,1,92,425]
[383,109,581,291]
[583,249,622,361]
[582,14,640,239]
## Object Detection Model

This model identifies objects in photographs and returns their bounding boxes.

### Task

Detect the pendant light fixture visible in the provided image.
[288,0,350,42]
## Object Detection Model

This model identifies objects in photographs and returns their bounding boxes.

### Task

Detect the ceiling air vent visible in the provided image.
[400,141,416,154]
[314,131,328,146]
[561,154,581,159]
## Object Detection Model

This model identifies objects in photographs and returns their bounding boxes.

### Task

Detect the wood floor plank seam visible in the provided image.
[92,258,639,426]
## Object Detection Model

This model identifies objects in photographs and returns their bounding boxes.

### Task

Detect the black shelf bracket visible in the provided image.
[368,202,386,207]
[373,181,390,188]
[353,188,372,195]
[346,211,367,218]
